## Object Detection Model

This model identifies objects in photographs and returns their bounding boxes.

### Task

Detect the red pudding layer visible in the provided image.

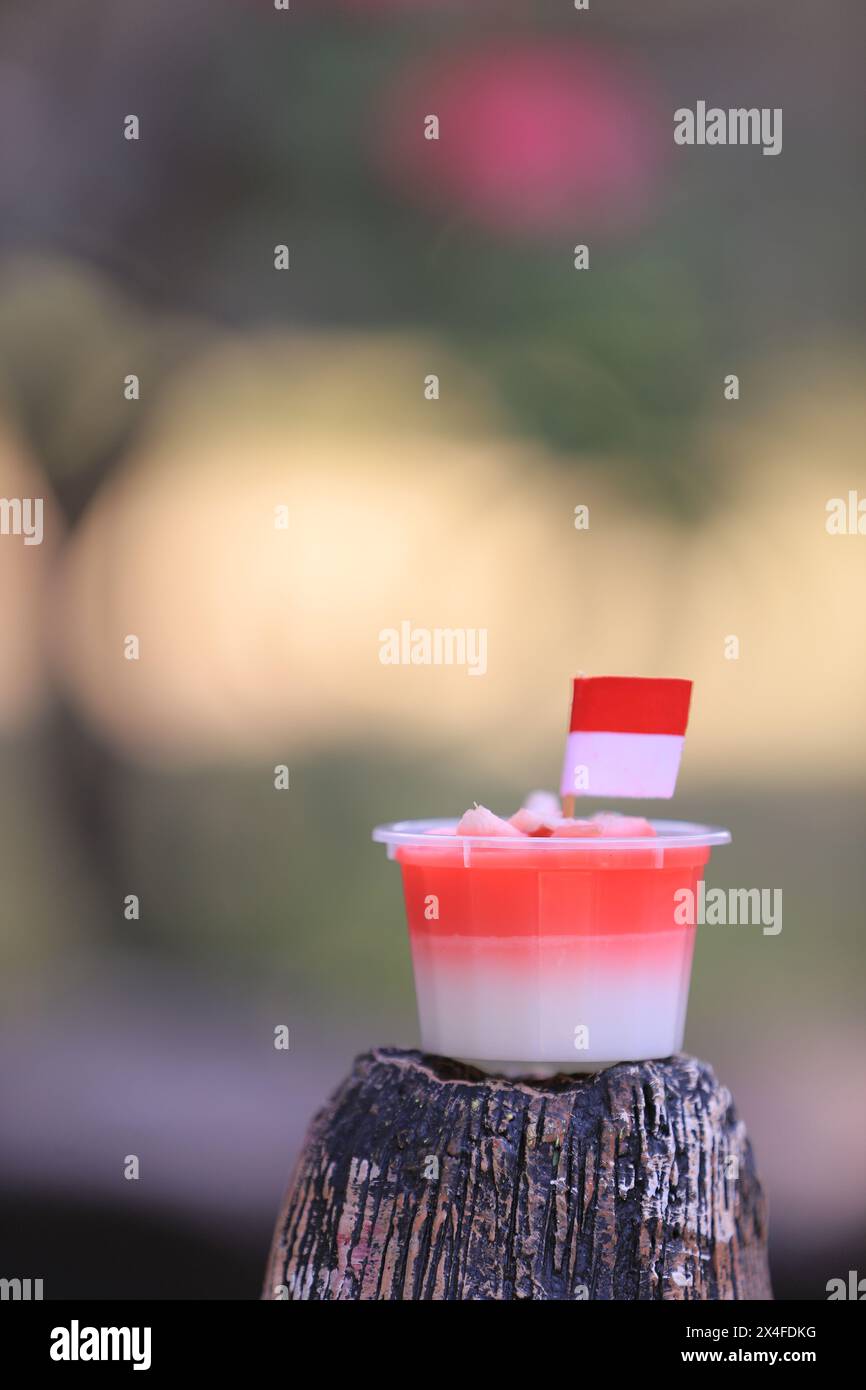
[398,839,708,939]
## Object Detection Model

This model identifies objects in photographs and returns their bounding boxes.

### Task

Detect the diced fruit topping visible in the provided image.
[508,807,554,837]
[453,803,656,838]
[456,804,524,837]
[593,813,656,837]
[550,818,602,837]
[522,790,562,820]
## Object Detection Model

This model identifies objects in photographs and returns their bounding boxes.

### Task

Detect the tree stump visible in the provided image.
[264,1047,772,1300]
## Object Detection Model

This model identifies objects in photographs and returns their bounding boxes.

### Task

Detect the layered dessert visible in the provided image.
[374,798,730,1076]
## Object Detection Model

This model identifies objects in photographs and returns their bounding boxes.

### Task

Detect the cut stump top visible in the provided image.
[265,1048,772,1301]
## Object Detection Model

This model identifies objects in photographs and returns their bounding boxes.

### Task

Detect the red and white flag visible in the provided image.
[560,675,693,800]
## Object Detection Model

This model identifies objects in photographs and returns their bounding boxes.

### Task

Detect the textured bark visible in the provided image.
[264,1048,772,1301]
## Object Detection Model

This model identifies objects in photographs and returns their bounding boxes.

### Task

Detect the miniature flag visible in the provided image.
[560,676,693,800]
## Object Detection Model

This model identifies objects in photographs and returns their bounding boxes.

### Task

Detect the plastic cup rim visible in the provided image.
[372,817,731,853]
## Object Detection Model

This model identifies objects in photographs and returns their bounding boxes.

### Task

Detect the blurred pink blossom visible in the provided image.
[374,42,666,236]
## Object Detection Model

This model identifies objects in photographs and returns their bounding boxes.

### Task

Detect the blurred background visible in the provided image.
[0,0,864,1300]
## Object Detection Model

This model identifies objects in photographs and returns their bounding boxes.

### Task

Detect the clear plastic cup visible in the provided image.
[373,818,731,1076]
